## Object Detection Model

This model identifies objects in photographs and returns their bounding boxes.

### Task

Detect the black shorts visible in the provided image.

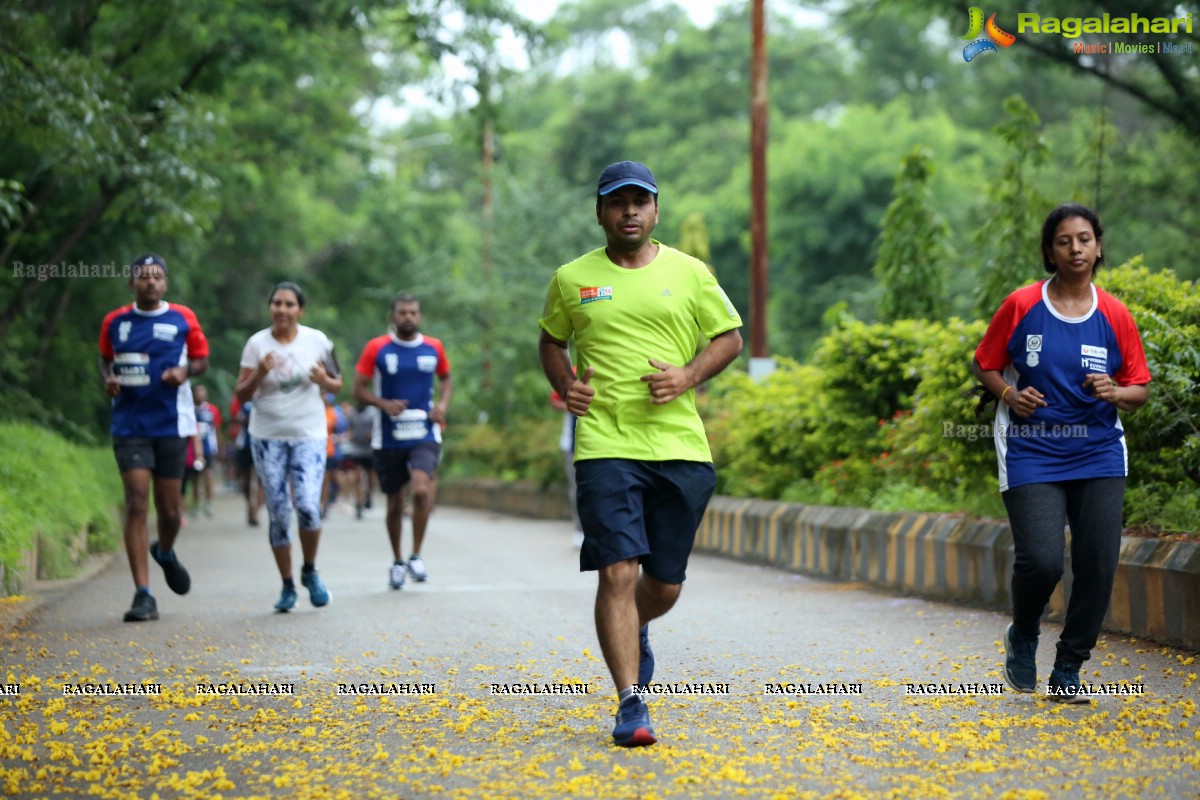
[113,436,188,480]
[575,459,716,585]
[343,452,373,471]
[236,447,254,472]
[374,443,440,495]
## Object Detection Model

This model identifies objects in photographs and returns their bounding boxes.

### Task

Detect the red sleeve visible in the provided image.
[427,336,451,378]
[176,305,210,359]
[974,283,1042,371]
[355,336,388,378]
[210,403,223,429]
[98,307,126,359]
[229,396,242,419]
[1098,291,1152,386]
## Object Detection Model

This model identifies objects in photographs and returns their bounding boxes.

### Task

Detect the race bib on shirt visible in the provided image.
[390,409,430,441]
[113,352,152,386]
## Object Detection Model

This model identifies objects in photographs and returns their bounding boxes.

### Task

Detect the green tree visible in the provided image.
[762,100,990,356]
[827,0,1200,141]
[0,0,498,435]
[677,212,712,265]
[873,147,950,322]
[971,96,1051,318]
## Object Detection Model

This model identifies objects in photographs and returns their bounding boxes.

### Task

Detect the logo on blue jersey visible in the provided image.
[1025,334,1042,367]
[1081,344,1108,372]
[153,322,178,342]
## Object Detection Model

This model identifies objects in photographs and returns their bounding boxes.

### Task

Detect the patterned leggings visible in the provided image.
[251,438,326,548]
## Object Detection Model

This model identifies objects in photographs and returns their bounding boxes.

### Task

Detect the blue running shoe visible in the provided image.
[1048,664,1090,704]
[1004,623,1038,693]
[638,625,654,688]
[301,569,331,607]
[150,541,191,595]
[274,585,297,612]
[612,696,656,747]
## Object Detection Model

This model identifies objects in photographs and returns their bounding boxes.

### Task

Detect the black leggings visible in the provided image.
[1002,477,1125,668]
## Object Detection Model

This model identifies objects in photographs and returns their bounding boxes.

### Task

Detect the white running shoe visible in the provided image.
[389,562,406,590]
[406,555,428,582]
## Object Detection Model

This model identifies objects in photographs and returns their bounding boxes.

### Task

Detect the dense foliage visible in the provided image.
[704,262,1200,534]
[0,423,121,589]
[3,0,1197,536]
[1097,260,1200,533]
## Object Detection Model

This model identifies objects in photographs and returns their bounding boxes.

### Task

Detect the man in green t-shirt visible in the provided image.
[538,161,744,747]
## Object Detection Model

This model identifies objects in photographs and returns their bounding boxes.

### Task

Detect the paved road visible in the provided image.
[1,492,1198,799]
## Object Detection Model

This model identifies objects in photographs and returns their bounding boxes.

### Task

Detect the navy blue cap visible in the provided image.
[597,161,657,196]
[130,253,168,274]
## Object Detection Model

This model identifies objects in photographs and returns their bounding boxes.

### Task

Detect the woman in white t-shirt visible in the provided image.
[235,282,342,612]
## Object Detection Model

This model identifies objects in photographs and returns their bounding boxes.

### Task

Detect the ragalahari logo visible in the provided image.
[961,7,1017,62]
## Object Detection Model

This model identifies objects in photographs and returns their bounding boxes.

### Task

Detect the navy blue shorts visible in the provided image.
[575,459,717,585]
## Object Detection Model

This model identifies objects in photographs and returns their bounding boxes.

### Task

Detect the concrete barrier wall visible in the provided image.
[438,480,1200,651]
[6,526,94,596]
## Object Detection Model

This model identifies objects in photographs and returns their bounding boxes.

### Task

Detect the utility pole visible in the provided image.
[480,105,495,403]
[749,0,775,379]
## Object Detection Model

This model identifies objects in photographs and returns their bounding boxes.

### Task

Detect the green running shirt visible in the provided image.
[539,242,742,462]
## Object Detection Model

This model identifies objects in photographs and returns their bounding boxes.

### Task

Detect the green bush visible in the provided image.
[702,260,1199,533]
[883,317,1005,518]
[706,319,959,511]
[1097,259,1200,533]
[0,423,121,592]
[812,317,937,423]
[441,418,564,489]
[704,361,840,499]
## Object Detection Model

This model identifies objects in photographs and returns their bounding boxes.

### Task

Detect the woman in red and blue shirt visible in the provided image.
[972,203,1150,701]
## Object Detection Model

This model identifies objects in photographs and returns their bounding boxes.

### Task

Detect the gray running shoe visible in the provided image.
[123,592,158,622]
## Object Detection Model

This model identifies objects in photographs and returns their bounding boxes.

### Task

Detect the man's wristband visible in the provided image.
[1000,385,1013,404]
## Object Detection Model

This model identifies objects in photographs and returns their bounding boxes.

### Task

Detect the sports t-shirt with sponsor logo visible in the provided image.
[240,325,336,441]
[355,333,450,450]
[539,242,743,462]
[99,302,209,438]
[974,278,1151,492]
